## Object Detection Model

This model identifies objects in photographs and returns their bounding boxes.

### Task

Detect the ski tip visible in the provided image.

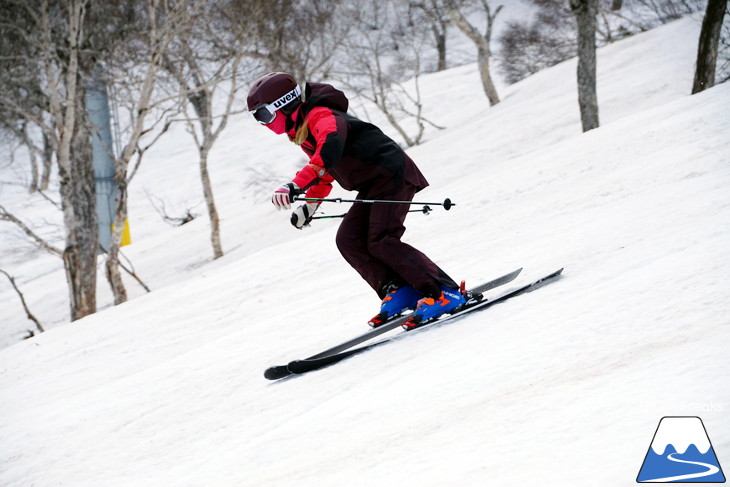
[536,268,564,285]
[264,365,291,380]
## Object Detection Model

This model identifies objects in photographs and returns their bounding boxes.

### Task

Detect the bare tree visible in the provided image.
[100,0,203,305]
[336,0,443,147]
[496,0,618,87]
[692,0,728,94]
[448,0,503,106]
[632,0,705,23]
[0,120,50,193]
[162,5,252,260]
[0,7,55,194]
[37,0,100,320]
[0,0,201,316]
[410,0,453,71]
[497,9,576,84]
[570,0,600,132]
[230,0,348,82]
[497,0,707,87]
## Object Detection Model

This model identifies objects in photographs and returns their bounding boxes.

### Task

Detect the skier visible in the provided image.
[247,72,465,329]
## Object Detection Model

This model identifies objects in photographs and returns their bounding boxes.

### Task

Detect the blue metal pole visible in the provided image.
[86,67,117,253]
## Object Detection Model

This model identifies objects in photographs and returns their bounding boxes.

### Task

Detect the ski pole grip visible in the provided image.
[443,198,454,210]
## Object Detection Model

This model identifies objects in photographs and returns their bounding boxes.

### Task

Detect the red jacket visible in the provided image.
[289,83,428,199]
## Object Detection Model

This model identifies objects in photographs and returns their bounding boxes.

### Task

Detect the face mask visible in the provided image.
[264,110,288,135]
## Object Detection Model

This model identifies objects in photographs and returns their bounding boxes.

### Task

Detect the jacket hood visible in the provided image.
[302,82,349,115]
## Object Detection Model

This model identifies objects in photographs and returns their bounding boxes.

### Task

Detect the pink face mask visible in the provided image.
[264,111,288,135]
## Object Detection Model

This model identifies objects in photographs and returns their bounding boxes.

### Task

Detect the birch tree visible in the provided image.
[161,5,253,260]
[0,0,201,316]
[448,0,503,106]
[103,0,204,304]
[37,0,99,320]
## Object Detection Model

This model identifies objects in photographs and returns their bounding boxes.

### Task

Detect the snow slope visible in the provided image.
[1,16,729,487]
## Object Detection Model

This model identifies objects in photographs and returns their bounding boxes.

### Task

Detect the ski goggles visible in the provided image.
[252,85,302,125]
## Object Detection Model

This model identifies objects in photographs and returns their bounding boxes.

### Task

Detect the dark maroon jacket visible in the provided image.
[289,82,428,197]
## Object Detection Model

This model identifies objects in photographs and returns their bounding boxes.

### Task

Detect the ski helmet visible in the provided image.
[247,72,302,125]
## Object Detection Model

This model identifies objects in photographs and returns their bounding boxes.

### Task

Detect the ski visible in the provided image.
[285,268,563,377]
[264,268,523,380]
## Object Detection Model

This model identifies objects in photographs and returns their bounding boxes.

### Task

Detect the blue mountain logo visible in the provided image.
[637,416,725,483]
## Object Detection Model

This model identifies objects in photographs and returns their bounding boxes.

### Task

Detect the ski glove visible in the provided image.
[291,202,320,229]
[271,183,302,210]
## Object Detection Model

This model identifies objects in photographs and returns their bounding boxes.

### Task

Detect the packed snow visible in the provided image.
[1,14,729,487]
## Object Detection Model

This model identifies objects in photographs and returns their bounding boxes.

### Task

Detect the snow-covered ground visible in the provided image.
[1,15,729,487]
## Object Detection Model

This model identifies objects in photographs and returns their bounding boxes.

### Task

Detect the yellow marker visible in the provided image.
[111,219,132,247]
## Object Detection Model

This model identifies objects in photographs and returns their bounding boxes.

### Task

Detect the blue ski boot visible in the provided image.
[368,284,422,328]
[402,285,467,330]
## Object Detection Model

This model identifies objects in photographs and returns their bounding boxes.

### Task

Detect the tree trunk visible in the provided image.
[477,46,501,106]
[186,83,224,259]
[432,23,447,71]
[449,3,501,106]
[49,0,99,322]
[21,122,40,192]
[105,247,127,304]
[692,0,728,94]
[59,103,98,321]
[106,181,128,305]
[41,132,53,191]
[571,0,600,132]
[199,147,223,259]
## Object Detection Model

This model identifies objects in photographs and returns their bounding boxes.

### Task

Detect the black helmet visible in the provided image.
[247,72,302,124]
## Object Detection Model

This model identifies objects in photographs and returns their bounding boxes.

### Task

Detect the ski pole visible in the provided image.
[293,196,455,210]
[311,205,433,220]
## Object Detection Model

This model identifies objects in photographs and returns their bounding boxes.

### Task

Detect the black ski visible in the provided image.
[264,268,523,380]
[286,268,563,376]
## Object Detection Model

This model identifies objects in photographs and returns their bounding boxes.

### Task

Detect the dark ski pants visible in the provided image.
[335,182,458,299]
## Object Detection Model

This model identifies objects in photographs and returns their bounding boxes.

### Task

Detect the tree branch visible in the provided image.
[0,204,62,256]
[0,268,44,334]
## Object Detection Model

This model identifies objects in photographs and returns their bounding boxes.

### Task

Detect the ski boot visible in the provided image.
[402,285,467,330]
[368,284,422,328]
